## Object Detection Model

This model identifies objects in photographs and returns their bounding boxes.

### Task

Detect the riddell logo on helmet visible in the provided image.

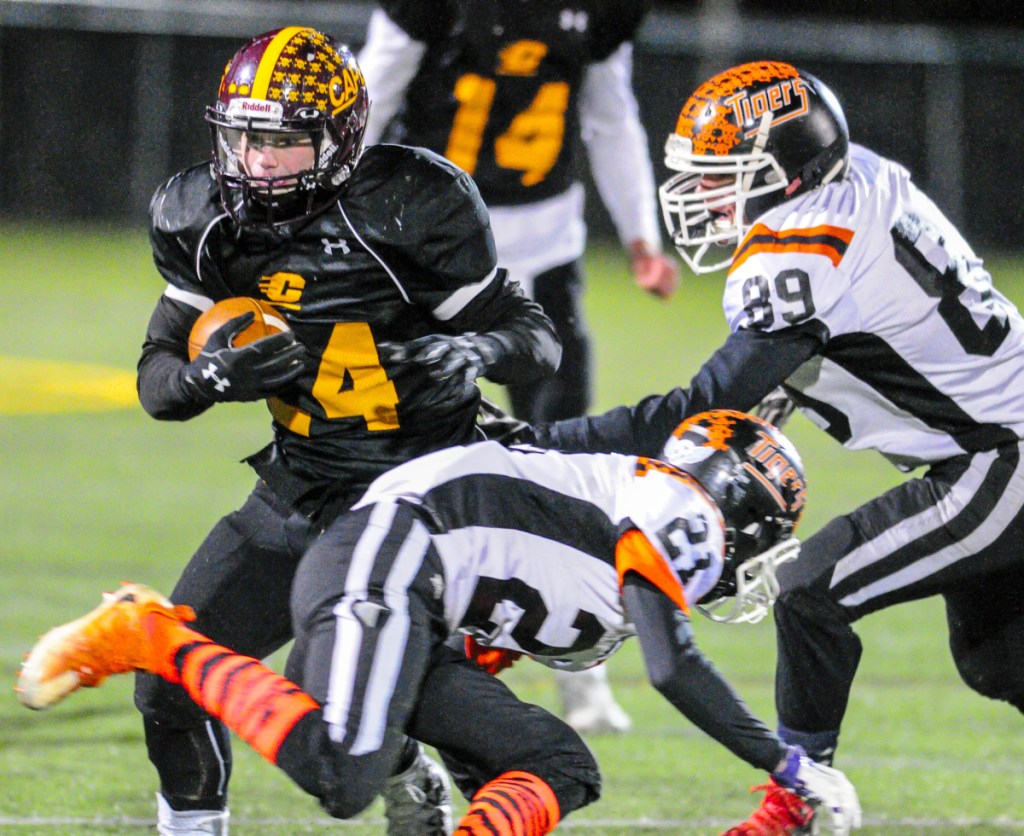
[226,98,285,121]
[745,431,807,512]
[726,78,809,137]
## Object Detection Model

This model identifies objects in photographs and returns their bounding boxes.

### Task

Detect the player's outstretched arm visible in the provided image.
[623,573,861,834]
[534,326,820,455]
[622,572,788,769]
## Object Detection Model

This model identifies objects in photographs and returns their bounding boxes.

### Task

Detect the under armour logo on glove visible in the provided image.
[184,312,308,404]
[200,363,230,393]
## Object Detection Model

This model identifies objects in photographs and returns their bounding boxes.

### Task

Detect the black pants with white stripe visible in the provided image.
[286,502,601,819]
[773,440,1024,761]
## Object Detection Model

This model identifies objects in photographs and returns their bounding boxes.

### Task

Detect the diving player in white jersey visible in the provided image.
[18,411,861,836]
[529,60,1024,834]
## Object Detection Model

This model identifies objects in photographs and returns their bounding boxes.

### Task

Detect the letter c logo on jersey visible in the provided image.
[497,41,548,77]
[258,271,305,310]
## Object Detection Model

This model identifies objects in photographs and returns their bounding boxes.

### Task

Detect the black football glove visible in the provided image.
[476,397,536,445]
[754,385,797,430]
[379,333,502,409]
[184,312,307,403]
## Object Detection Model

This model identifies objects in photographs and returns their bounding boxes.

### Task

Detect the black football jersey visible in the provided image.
[145,145,552,493]
[379,0,649,206]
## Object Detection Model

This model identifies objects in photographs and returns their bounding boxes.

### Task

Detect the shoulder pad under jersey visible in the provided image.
[345,143,490,247]
[149,163,225,237]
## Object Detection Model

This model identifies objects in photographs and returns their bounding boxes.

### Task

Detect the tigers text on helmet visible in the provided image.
[659,61,849,275]
[205,26,370,229]
[660,409,806,623]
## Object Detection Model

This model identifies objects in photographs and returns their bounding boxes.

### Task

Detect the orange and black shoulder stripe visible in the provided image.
[730,223,854,273]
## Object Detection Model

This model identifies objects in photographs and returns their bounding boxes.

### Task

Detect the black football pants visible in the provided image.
[134,479,319,810]
[283,502,601,819]
[772,440,1024,762]
[506,259,591,423]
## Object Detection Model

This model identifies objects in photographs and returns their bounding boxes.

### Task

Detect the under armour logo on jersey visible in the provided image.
[201,363,230,393]
[322,237,350,256]
[352,600,389,629]
[559,9,588,31]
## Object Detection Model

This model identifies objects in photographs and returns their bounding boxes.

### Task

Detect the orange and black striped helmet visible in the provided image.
[205,27,370,228]
[658,61,849,274]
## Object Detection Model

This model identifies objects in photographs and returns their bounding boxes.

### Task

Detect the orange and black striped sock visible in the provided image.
[454,771,561,836]
[144,614,319,764]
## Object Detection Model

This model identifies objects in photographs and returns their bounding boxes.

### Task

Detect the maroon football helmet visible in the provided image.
[205,26,370,228]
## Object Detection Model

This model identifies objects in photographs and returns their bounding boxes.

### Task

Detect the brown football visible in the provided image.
[187,297,290,361]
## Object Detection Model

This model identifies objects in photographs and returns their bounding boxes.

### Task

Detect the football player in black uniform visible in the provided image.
[357,0,678,737]
[133,26,559,836]
[20,412,861,836]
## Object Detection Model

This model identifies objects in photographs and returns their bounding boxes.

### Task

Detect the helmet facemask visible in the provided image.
[659,112,788,275]
[697,537,800,624]
[659,61,850,275]
[660,409,807,624]
[205,27,369,230]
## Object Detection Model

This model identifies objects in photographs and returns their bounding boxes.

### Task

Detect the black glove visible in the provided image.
[754,385,797,430]
[476,397,536,445]
[379,333,502,409]
[184,312,307,403]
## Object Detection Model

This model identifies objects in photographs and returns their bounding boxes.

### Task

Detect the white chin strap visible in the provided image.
[697,537,801,625]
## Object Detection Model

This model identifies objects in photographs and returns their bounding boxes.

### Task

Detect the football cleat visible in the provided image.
[17,583,194,710]
[382,743,453,835]
[557,667,632,735]
[723,779,817,835]
[156,793,229,835]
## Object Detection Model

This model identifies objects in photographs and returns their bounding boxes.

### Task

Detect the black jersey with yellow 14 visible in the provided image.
[379,0,649,206]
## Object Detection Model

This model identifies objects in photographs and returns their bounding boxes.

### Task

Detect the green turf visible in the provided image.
[2,221,1024,833]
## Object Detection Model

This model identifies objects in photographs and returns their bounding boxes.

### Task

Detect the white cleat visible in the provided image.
[556,666,632,735]
[156,794,229,835]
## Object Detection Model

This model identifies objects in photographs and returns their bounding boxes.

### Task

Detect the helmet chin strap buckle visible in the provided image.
[697,537,801,625]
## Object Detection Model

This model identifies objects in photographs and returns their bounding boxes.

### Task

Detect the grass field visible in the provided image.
[2,221,1024,834]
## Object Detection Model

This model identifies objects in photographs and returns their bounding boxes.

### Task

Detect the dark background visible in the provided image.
[1,0,1022,250]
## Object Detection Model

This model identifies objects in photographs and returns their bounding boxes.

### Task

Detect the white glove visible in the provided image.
[774,746,862,835]
[754,385,797,429]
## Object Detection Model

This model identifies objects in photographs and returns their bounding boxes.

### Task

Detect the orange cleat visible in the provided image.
[16,583,194,710]
[723,778,816,835]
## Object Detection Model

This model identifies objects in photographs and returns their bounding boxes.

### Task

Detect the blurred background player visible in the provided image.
[133,26,559,836]
[528,60,1024,834]
[358,0,678,735]
[20,411,861,836]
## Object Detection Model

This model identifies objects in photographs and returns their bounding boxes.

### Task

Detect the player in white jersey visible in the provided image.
[18,411,861,836]
[529,61,1024,835]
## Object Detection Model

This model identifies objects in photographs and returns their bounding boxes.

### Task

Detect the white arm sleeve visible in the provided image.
[357,9,428,146]
[578,42,662,251]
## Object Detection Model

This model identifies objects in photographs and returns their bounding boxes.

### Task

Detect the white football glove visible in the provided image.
[754,385,797,429]
[774,746,862,835]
